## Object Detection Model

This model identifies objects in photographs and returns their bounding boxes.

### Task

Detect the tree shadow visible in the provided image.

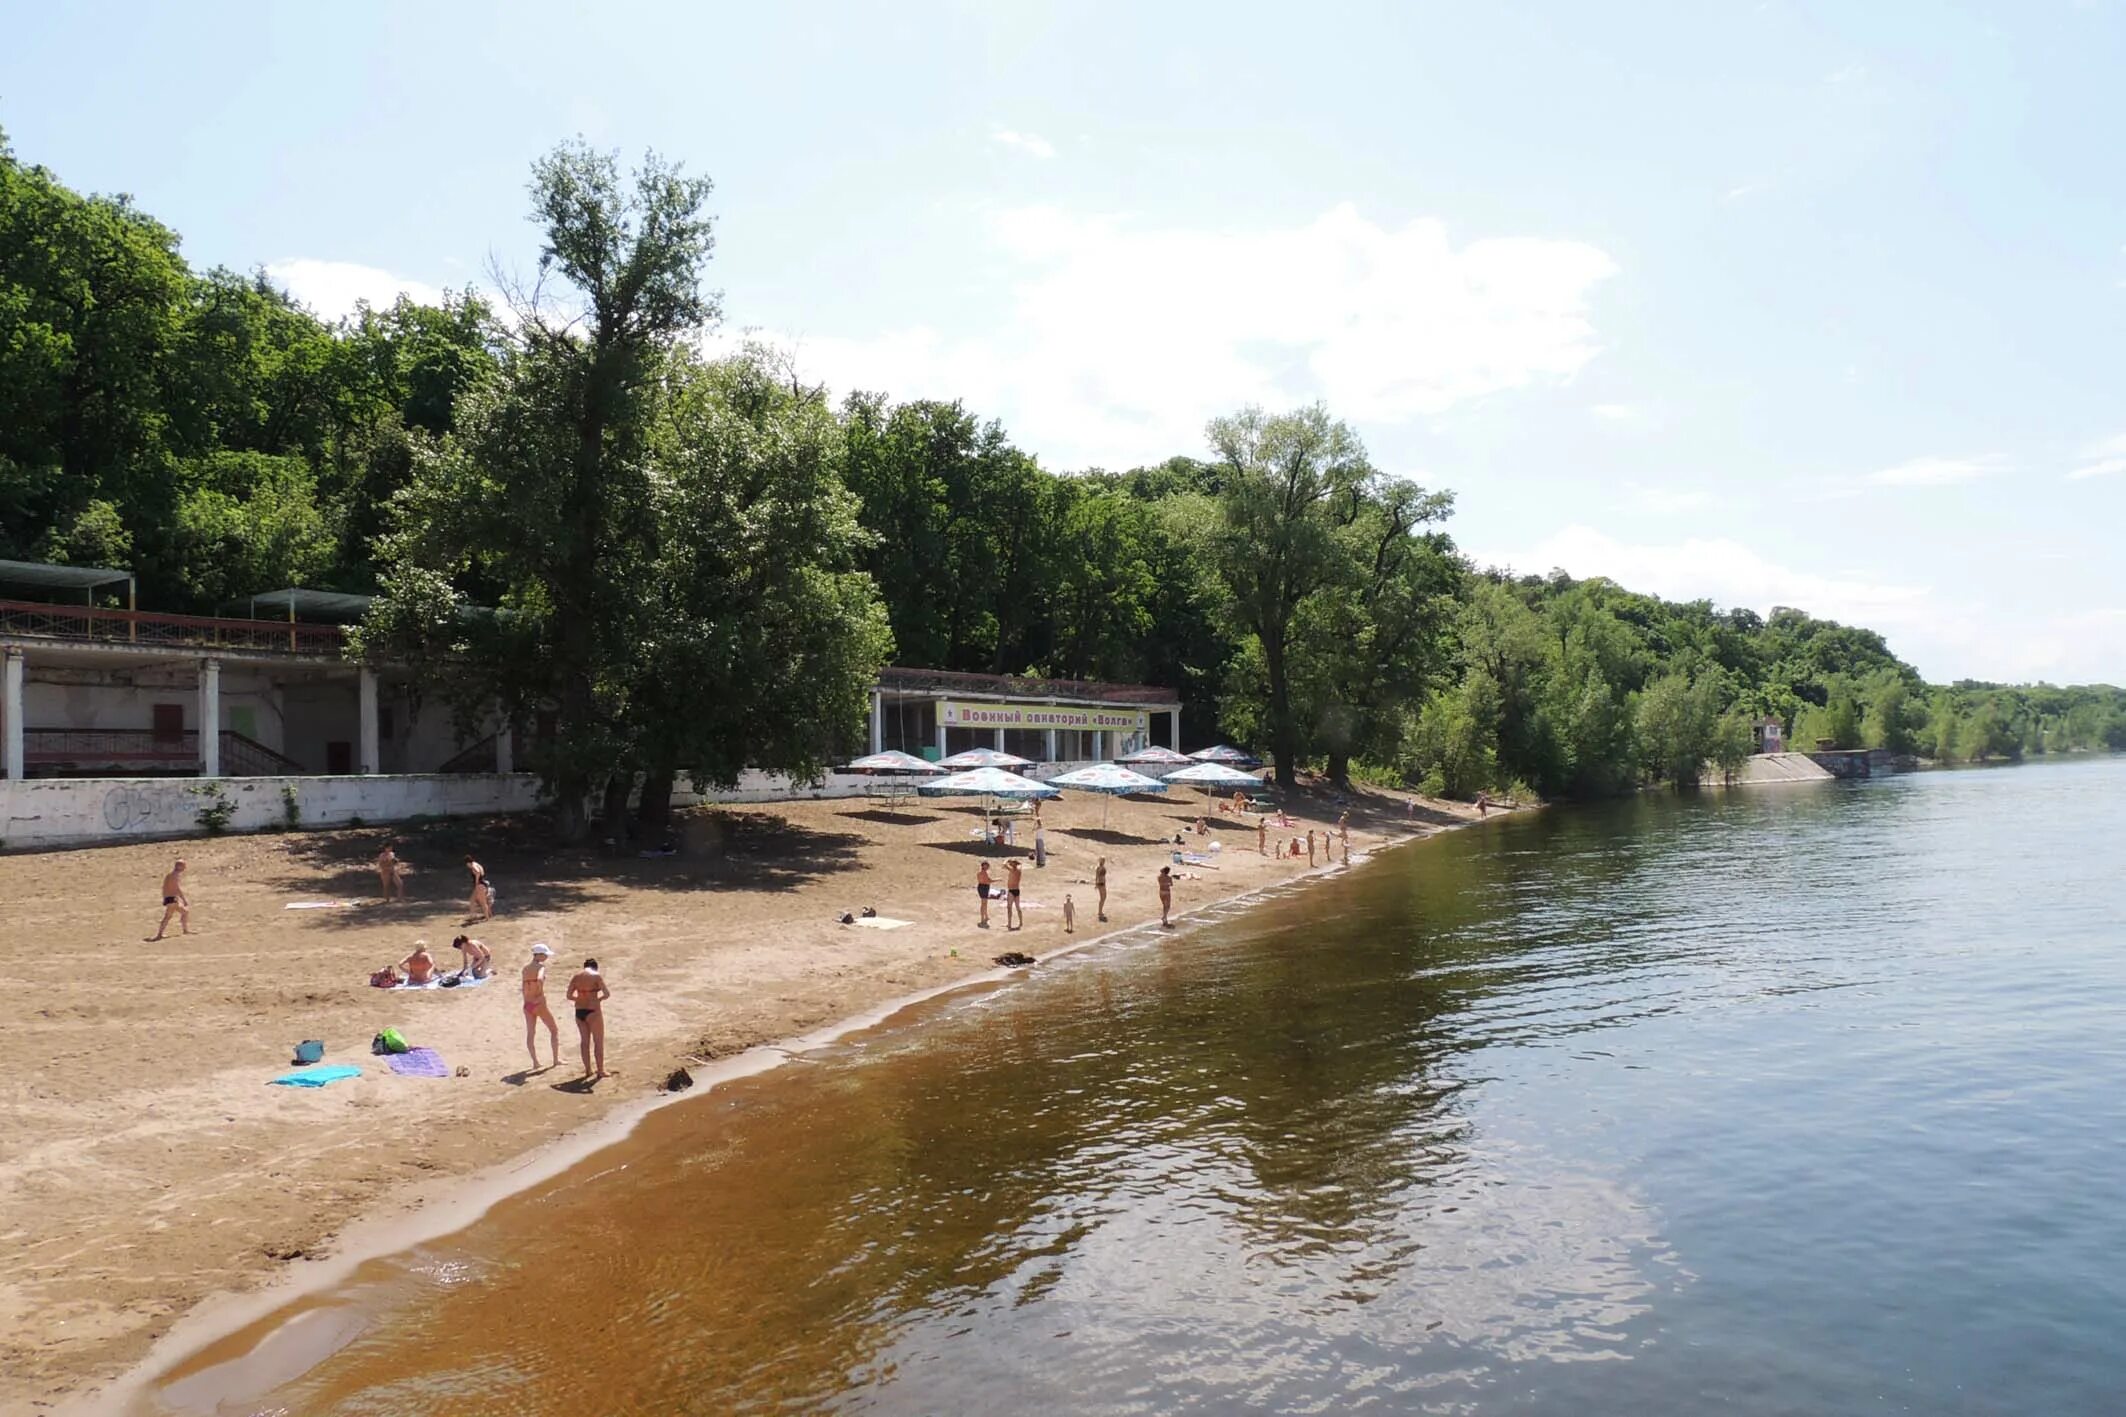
[1062,827,1163,847]
[835,808,940,826]
[258,809,868,929]
[923,840,1035,859]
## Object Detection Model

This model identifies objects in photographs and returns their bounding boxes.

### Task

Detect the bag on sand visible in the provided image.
[294,1040,325,1065]
[371,1027,411,1056]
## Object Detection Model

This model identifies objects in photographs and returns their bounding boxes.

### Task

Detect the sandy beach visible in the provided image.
[0,781,1480,1414]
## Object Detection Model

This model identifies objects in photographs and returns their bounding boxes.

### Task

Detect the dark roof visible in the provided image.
[0,559,133,591]
[236,588,377,621]
[878,666,1178,707]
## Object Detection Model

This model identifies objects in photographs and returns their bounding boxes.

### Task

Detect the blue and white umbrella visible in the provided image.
[1166,759,1265,814]
[1116,745,1191,773]
[936,747,1035,770]
[1187,744,1262,767]
[916,766,1060,800]
[1050,762,1168,826]
[842,749,945,775]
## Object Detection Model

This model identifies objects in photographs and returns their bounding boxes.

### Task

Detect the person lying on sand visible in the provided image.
[522,943,560,1070]
[452,934,492,979]
[566,959,611,1079]
[398,941,438,986]
[149,859,190,941]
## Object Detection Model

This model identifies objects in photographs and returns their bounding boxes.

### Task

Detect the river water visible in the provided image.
[153,758,2126,1415]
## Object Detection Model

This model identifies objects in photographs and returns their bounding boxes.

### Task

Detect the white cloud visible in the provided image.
[1624,482,1715,515]
[1865,455,1998,488]
[2066,433,2126,481]
[765,203,1617,469]
[990,126,1056,159]
[265,259,447,321]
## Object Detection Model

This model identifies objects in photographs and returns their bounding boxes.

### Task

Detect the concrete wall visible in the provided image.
[0,773,547,851]
[22,670,290,755]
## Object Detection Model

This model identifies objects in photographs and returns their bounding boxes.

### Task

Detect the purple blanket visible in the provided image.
[385,1047,448,1077]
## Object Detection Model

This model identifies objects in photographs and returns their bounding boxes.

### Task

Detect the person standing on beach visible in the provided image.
[1034,822,1047,868]
[1005,857,1025,930]
[522,944,561,1070]
[977,860,993,928]
[566,958,610,1079]
[1157,865,1174,928]
[1094,857,1108,921]
[376,840,406,903]
[1307,830,1317,866]
[1337,811,1349,849]
[1063,893,1076,934]
[149,859,190,940]
[464,855,493,920]
[1257,818,1267,855]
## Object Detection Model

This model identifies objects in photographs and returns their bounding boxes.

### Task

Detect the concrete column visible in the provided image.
[1170,708,1182,751]
[935,697,949,758]
[494,710,514,775]
[358,668,380,775]
[1045,728,1057,764]
[1092,730,1104,762]
[2,649,23,781]
[198,658,221,777]
[993,727,1006,752]
[870,690,884,755]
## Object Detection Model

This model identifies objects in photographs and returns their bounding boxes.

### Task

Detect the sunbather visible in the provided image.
[398,940,438,985]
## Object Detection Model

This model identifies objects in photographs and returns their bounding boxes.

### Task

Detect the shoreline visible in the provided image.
[86,821,1473,1416]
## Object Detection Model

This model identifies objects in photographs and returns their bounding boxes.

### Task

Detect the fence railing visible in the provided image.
[22,728,309,777]
[0,600,347,656]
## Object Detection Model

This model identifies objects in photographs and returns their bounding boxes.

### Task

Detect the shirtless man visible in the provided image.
[1157,865,1174,928]
[375,840,406,903]
[1257,818,1267,855]
[1005,857,1024,931]
[522,943,561,1070]
[398,940,439,985]
[452,933,492,979]
[1307,830,1317,866]
[976,860,993,928]
[464,855,493,921]
[566,958,611,1079]
[149,859,190,940]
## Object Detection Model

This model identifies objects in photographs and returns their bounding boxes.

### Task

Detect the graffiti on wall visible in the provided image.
[100,782,200,834]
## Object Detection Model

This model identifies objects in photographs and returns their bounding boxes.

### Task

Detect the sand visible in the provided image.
[0,782,1480,1413]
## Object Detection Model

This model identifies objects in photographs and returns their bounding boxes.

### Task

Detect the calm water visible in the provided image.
[160,759,2126,1415]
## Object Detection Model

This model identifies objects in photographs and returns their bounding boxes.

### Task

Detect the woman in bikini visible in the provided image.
[566,959,611,1079]
[521,944,560,1071]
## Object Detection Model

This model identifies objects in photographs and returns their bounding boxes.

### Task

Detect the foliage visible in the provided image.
[192,783,236,834]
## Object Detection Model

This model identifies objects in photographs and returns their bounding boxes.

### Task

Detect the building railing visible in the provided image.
[0,599,348,656]
[22,728,309,777]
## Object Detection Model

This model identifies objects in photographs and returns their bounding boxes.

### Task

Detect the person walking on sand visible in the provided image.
[1094,857,1108,921]
[977,860,994,928]
[1005,857,1025,931]
[464,855,493,920]
[375,840,406,903]
[566,958,610,1080]
[1063,893,1076,934]
[1157,865,1174,928]
[522,944,561,1070]
[149,859,190,940]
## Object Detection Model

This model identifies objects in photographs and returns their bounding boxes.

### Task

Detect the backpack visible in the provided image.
[371,1027,411,1056]
[294,1039,325,1065]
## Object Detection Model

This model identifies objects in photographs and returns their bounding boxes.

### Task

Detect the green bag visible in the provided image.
[372,1027,411,1055]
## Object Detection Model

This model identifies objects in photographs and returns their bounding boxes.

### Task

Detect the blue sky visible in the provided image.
[5,1,2122,683]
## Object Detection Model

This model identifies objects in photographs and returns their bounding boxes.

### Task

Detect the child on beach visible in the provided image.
[1063,894,1075,933]
[977,861,993,928]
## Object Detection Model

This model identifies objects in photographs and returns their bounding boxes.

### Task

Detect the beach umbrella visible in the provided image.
[1116,744,1191,774]
[1187,744,1262,767]
[1049,762,1168,827]
[841,749,945,775]
[916,767,1060,826]
[936,747,1035,770]
[1165,760,1265,816]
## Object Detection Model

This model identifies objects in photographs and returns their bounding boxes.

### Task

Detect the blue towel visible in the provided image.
[271,1064,362,1088]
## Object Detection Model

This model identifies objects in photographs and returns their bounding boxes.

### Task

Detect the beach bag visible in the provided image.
[369,967,401,989]
[294,1040,325,1064]
[371,1027,411,1056]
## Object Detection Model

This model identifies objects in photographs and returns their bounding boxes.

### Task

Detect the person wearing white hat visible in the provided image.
[521,943,561,1071]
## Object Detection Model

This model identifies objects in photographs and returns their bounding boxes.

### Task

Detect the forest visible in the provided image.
[5,131,2121,833]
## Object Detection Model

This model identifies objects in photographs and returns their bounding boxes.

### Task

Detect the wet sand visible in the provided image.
[0,783,1476,1414]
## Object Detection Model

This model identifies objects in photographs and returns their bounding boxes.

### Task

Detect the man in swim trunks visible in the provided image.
[976,860,993,928]
[566,958,610,1079]
[522,943,560,1070]
[1005,857,1024,931]
[464,855,493,920]
[452,934,492,979]
[1157,865,1174,928]
[1258,818,1267,855]
[398,940,439,985]
[376,840,406,903]
[150,859,190,940]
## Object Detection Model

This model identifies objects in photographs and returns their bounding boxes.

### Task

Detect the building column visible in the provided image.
[1092,730,1104,762]
[1169,708,1182,751]
[870,689,884,755]
[2,649,23,781]
[198,658,221,777]
[494,708,514,775]
[934,697,949,758]
[1045,728,1057,764]
[993,727,1006,752]
[358,668,380,775]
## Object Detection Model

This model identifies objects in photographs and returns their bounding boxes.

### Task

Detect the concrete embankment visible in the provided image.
[1704,752,1835,787]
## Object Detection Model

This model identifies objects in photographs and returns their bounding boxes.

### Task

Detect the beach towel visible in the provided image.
[271,1064,361,1088]
[384,972,491,991]
[853,916,913,930]
[385,1047,449,1078]
[285,900,359,910]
